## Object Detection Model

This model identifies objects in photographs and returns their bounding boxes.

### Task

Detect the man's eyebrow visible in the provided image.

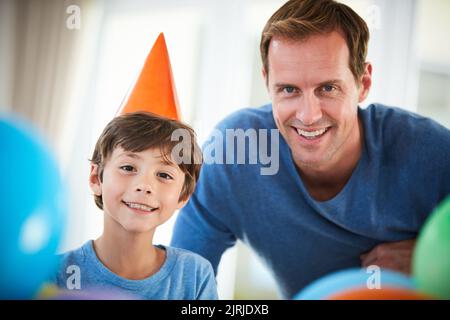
[316,79,344,86]
[273,79,344,88]
[273,82,299,88]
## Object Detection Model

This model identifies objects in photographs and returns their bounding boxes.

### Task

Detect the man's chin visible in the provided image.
[296,159,326,169]
[292,151,335,170]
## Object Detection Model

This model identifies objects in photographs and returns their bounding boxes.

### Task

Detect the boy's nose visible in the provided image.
[135,185,152,194]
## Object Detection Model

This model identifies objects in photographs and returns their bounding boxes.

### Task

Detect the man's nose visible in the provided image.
[295,93,322,126]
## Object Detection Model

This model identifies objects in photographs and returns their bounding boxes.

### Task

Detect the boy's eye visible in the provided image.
[120,165,135,172]
[157,172,173,180]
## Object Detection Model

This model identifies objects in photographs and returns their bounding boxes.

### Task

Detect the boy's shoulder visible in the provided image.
[163,245,218,299]
[56,240,93,271]
[162,245,214,273]
[51,241,93,288]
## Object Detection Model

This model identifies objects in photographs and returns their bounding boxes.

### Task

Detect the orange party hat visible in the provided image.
[118,33,181,120]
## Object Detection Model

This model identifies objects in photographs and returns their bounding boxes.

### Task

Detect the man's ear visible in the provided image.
[89,164,102,196]
[358,62,372,103]
[262,67,268,88]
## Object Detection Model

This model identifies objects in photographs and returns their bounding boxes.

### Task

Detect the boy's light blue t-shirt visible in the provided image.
[53,240,218,300]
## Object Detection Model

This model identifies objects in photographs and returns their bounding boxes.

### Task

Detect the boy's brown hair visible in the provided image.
[90,111,202,210]
[260,0,370,82]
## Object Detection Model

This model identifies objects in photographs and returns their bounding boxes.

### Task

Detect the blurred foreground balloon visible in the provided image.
[328,287,431,300]
[293,268,417,300]
[52,290,138,300]
[37,284,138,300]
[413,196,450,299]
[0,115,66,299]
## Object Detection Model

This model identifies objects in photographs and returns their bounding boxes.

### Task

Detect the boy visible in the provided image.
[53,112,218,299]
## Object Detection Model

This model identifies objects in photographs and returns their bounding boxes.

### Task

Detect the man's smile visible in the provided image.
[296,126,331,138]
[291,125,332,143]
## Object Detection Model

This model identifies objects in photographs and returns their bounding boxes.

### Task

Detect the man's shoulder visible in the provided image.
[361,103,450,151]
[215,104,274,131]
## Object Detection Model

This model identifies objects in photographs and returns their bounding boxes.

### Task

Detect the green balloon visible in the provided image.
[413,196,450,299]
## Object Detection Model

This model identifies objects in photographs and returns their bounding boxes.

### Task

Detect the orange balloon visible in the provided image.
[328,287,432,300]
[118,33,181,120]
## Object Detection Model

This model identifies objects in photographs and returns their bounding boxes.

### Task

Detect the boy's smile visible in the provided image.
[90,146,188,234]
[121,200,159,214]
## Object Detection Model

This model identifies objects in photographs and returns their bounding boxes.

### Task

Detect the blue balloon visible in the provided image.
[293,268,417,300]
[0,115,66,299]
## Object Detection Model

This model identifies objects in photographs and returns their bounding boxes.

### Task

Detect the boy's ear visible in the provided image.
[176,196,191,210]
[89,164,102,196]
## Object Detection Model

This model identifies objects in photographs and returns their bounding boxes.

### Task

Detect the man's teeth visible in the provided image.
[297,127,328,139]
[125,202,155,212]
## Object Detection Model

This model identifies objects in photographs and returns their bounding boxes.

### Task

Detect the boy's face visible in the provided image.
[89,146,188,234]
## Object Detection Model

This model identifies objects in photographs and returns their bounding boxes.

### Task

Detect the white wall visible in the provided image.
[0,0,15,112]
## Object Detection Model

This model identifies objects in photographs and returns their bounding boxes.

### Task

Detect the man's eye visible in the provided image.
[321,85,336,92]
[157,172,173,180]
[120,165,135,172]
[283,86,297,94]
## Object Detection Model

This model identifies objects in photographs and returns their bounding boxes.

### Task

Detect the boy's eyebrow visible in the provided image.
[155,156,178,168]
[119,152,179,168]
[118,152,142,160]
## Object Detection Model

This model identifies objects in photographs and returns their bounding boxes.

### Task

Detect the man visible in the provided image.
[171,0,450,299]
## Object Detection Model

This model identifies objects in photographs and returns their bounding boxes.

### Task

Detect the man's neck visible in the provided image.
[296,118,364,201]
[93,218,164,280]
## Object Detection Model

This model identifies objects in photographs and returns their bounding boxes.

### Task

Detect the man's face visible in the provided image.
[264,31,371,170]
[89,147,187,234]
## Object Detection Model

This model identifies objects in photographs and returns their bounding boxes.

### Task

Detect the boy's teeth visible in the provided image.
[126,202,154,212]
[297,127,328,138]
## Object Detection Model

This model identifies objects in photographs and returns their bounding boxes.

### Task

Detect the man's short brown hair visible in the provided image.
[90,112,202,210]
[260,0,369,82]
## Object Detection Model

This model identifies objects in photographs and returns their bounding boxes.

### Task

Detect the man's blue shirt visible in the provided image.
[171,103,450,298]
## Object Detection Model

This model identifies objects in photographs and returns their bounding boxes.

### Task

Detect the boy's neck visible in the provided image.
[93,225,165,280]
